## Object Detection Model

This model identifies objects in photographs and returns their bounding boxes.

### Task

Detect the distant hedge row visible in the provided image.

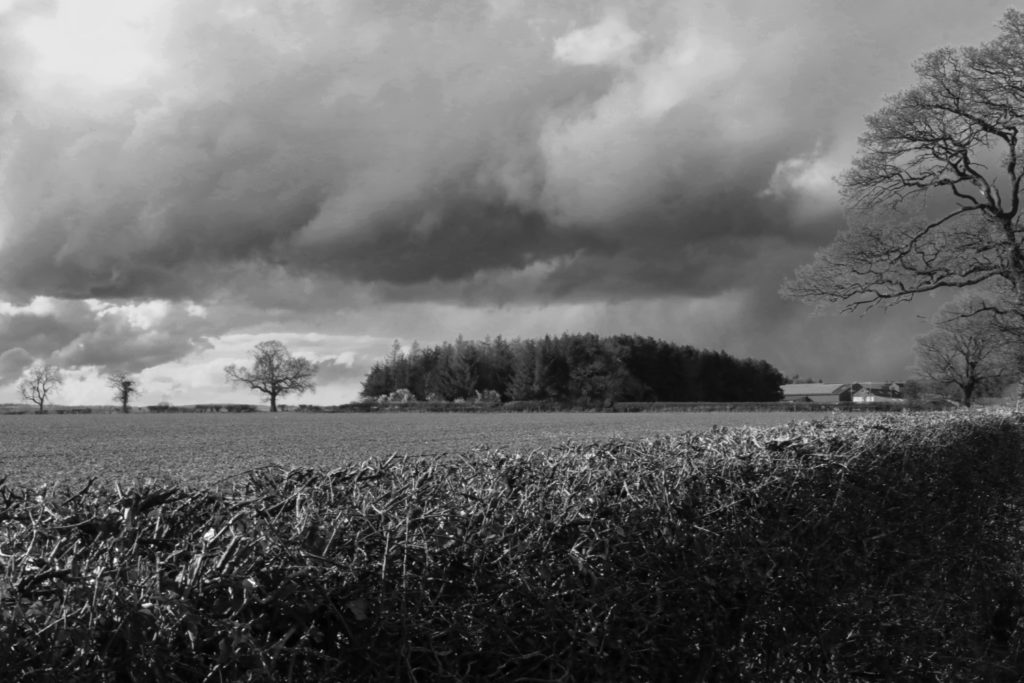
[311,400,946,413]
[2,413,1023,679]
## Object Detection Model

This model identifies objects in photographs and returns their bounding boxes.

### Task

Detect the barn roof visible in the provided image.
[781,383,850,396]
[853,381,902,390]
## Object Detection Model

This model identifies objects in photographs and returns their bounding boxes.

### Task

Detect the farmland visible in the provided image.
[2,412,1023,679]
[0,411,813,485]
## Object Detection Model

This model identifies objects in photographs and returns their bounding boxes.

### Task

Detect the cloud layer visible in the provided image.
[0,0,1010,399]
[0,1,897,302]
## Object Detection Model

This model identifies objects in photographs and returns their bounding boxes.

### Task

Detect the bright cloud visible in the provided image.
[553,12,641,66]
[760,144,845,223]
[18,0,168,90]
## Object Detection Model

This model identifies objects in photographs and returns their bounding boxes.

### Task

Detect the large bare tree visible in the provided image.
[107,373,140,413]
[913,296,1016,406]
[18,363,63,414]
[783,10,1024,331]
[225,340,317,412]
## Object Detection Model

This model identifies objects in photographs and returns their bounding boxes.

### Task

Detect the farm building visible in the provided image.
[851,382,905,404]
[781,383,853,404]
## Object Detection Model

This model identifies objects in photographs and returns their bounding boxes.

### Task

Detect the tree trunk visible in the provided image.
[121,396,129,413]
[270,393,277,412]
[1011,240,1024,410]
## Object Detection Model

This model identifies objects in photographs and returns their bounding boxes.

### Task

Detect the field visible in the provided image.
[0,411,813,485]
[3,412,1023,679]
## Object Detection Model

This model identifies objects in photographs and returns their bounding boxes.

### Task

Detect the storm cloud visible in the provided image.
[0,1,1012,399]
[0,0,956,302]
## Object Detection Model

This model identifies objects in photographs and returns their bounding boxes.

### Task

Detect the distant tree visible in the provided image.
[433,338,477,400]
[913,297,1016,406]
[785,375,823,384]
[360,362,392,398]
[535,336,570,401]
[900,378,926,401]
[901,377,949,401]
[565,334,634,407]
[19,363,63,414]
[407,340,425,397]
[388,340,410,390]
[107,373,140,413]
[225,340,317,412]
[508,340,538,400]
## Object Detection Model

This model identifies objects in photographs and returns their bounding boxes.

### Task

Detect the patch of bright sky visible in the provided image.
[0,296,58,316]
[634,32,738,121]
[553,12,641,66]
[186,302,208,318]
[18,0,167,89]
[760,142,844,221]
[84,298,208,330]
[213,331,379,362]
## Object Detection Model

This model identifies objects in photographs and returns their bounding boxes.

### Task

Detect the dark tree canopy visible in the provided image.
[18,363,63,414]
[361,334,785,406]
[913,296,1016,406]
[783,10,1024,321]
[107,373,140,413]
[225,340,317,412]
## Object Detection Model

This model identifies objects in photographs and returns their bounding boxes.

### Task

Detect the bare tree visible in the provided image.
[18,363,63,414]
[225,340,316,412]
[913,296,1016,406]
[783,11,1024,330]
[107,373,140,413]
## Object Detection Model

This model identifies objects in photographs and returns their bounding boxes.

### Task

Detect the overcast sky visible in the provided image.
[0,0,1012,406]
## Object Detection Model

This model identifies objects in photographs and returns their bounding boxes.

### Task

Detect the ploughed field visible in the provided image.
[0,411,811,485]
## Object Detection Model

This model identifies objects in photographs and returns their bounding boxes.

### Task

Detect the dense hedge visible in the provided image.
[2,413,1024,680]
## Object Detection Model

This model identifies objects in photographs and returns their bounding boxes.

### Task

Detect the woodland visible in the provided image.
[360,333,785,406]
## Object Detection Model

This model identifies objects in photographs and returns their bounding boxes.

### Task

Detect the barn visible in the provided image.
[781,383,853,404]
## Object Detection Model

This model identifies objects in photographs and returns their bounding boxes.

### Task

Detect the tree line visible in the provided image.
[360,334,785,406]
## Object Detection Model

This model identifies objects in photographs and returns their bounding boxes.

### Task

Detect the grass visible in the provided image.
[1,411,1023,680]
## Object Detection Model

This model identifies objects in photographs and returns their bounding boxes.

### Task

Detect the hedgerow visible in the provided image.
[1,412,1023,680]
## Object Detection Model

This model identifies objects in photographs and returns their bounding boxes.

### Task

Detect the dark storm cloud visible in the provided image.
[0,347,32,385]
[52,307,215,373]
[0,304,85,357]
[3,0,994,309]
[0,300,217,381]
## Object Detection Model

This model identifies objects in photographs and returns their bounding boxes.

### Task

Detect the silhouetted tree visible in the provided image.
[914,296,1016,406]
[783,10,1024,391]
[361,362,391,399]
[225,340,317,412]
[19,363,63,414]
[107,373,140,413]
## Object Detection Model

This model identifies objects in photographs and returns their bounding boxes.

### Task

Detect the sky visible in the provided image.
[0,0,1013,407]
